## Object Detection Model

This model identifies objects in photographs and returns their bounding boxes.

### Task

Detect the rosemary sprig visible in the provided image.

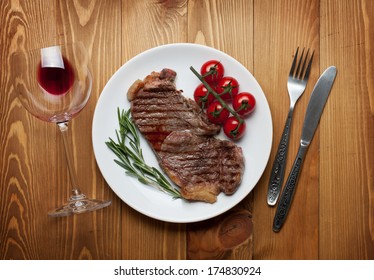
[106,108,182,199]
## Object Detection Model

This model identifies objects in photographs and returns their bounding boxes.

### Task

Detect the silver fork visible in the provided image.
[267,47,314,206]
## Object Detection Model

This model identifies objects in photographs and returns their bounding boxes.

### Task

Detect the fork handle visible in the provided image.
[272,144,308,232]
[267,109,293,206]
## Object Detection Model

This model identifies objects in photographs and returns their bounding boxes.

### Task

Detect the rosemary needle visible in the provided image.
[106,108,182,199]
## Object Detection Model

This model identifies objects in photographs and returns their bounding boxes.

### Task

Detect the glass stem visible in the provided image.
[57,121,85,200]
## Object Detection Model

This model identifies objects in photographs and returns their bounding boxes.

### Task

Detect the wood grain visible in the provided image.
[0,0,59,260]
[56,0,123,259]
[319,0,374,259]
[0,0,122,259]
[0,0,373,260]
[187,208,252,259]
[253,0,320,259]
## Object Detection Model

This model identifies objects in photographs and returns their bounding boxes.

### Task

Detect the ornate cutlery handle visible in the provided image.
[272,144,308,232]
[267,111,293,206]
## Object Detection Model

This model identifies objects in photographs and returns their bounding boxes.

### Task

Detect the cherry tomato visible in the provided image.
[233,92,256,116]
[223,116,246,140]
[200,60,224,85]
[206,101,230,124]
[194,83,214,108]
[215,76,239,101]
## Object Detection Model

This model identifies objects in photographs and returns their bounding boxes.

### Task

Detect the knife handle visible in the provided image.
[273,144,308,232]
[267,111,293,206]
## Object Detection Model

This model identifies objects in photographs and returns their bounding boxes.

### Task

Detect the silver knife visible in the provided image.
[273,66,337,232]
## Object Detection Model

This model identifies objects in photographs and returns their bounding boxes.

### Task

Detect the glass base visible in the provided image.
[48,193,111,217]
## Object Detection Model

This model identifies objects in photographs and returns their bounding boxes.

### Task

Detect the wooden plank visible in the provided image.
[122,0,188,59]
[252,0,320,259]
[54,0,123,259]
[121,0,188,260]
[0,0,59,260]
[187,0,254,260]
[319,0,374,259]
[0,0,123,259]
[188,0,253,67]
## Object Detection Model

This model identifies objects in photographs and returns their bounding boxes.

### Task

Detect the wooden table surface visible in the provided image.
[0,0,373,260]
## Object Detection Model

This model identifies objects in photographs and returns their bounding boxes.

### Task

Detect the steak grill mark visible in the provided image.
[128,68,244,203]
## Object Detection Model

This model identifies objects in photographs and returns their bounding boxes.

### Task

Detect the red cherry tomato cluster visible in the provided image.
[193,60,256,140]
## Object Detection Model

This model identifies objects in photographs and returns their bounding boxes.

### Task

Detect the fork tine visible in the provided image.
[289,47,299,77]
[299,48,310,78]
[295,48,305,78]
[303,50,314,82]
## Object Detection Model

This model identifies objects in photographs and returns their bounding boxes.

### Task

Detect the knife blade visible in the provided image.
[273,66,337,232]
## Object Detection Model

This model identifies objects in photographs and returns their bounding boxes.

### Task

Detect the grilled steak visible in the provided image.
[159,131,244,202]
[128,69,220,151]
[128,68,244,203]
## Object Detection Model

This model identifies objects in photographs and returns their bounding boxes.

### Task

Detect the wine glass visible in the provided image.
[11,42,111,217]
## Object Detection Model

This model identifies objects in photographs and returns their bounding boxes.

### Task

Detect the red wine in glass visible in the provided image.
[37,56,75,95]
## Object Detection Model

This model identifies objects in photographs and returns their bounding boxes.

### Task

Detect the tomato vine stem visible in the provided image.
[190,66,244,138]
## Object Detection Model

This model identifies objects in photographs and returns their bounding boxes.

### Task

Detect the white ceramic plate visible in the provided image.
[92,43,272,223]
